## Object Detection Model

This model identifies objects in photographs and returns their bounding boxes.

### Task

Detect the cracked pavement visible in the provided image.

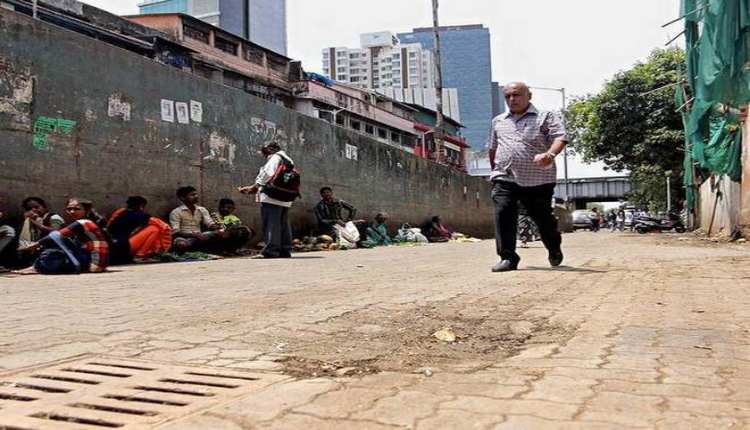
[1,233,750,429]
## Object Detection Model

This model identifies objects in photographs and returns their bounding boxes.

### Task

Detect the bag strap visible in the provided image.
[46,231,82,272]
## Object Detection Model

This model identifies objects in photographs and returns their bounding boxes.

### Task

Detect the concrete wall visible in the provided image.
[0,9,494,238]
[698,175,741,236]
[740,109,750,237]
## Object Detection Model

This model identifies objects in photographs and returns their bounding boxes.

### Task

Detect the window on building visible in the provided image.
[337,51,347,57]
[183,24,209,44]
[318,110,333,122]
[268,56,288,73]
[214,37,238,55]
[390,132,401,144]
[378,128,388,139]
[244,45,265,64]
[365,124,375,135]
[350,120,361,131]
[409,52,418,58]
[339,75,348,80]
[336,114,345,126]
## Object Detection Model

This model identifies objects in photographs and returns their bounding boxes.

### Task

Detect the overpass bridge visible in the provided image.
[555,176,632,209]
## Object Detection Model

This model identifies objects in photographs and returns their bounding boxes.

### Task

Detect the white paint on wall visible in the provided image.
[345,143,358,161]
[206,131,236,166]
[107,94,131,121]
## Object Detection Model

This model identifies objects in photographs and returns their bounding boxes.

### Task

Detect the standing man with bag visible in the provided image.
[488,82,568,272]
[238,142,300,259]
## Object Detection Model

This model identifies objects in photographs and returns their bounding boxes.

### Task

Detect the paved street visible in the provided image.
[1,232,750,429]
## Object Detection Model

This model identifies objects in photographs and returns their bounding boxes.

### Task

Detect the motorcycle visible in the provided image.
[634,211,686,234]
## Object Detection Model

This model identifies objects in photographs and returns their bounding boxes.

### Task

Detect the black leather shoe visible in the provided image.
[549,250,564,267]
[492,260,519,272]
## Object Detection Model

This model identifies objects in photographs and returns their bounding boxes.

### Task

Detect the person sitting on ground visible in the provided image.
[20,198,109,274]
[108,196,171,264]
[169,186,227,253]
[314,187,360,236]
[0,208,16,270]
[212,198,254,253]
[361,213,392,248]
[421,216,453,243]
[17,197,65,249]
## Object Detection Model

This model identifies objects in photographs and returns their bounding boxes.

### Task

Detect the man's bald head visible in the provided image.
[504,82,532,114]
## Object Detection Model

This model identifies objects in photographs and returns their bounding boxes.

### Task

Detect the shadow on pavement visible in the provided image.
[522,266,605,274]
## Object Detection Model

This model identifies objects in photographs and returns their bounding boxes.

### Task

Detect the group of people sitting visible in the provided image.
[312,186,457,248]
[0,187,253,275]
[0,184,457,275]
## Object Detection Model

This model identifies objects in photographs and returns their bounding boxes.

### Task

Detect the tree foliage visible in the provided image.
[566,48,687,209]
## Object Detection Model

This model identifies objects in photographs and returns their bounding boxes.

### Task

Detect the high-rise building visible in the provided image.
[322,32,436,91]
[137,0,287,55]
[399,25,493,150]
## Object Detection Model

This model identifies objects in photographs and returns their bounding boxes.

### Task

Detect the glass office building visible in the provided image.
[138,0,287,55]
[399,25,494,151]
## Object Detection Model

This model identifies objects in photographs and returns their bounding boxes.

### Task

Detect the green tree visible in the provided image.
[566,48,686,211]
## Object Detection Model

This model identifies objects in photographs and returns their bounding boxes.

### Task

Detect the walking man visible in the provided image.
[488,82,568,272]
[238,142,298,258]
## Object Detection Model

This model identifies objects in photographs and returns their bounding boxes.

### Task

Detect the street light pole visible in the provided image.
[561,87,570,207]
[32,0,38,19]
[529,86,570,206]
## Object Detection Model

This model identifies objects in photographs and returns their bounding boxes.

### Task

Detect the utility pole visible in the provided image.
[561,87,570,207]
[32,0,38,19]
[529,86,570,206]
[431,0,445,162]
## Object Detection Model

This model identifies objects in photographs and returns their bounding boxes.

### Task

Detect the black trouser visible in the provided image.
[492,181,562,263]
[260,203,292,257]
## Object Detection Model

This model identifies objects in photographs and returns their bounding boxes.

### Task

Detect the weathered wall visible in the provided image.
[740,110,750,237]
[0,9,494,237]
[698,175,741,236]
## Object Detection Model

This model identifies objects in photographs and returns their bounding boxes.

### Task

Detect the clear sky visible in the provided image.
[82,0,682,177]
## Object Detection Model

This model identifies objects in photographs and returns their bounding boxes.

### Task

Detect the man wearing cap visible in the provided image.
[488,82,568,272]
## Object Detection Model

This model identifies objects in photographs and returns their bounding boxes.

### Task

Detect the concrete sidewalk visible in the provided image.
[1,233,749,429]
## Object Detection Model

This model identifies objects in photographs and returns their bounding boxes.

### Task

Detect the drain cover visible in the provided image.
[0,356,288,429]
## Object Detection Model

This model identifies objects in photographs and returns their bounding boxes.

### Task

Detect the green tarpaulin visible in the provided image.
[680,0,750,208]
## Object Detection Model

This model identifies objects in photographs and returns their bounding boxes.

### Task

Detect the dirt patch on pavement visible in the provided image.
[278,299,576,378]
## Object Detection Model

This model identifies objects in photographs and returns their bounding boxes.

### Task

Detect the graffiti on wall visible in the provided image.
[32,116,77,151]
[0,56,33,132]
[248,117,306,151]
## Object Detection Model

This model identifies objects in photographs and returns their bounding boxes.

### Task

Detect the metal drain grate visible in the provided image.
[0,356,288,429]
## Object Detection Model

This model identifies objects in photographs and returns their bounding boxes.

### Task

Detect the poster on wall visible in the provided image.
[161,99,175,123]
[176,102,190,124]
[190,100,203,123]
